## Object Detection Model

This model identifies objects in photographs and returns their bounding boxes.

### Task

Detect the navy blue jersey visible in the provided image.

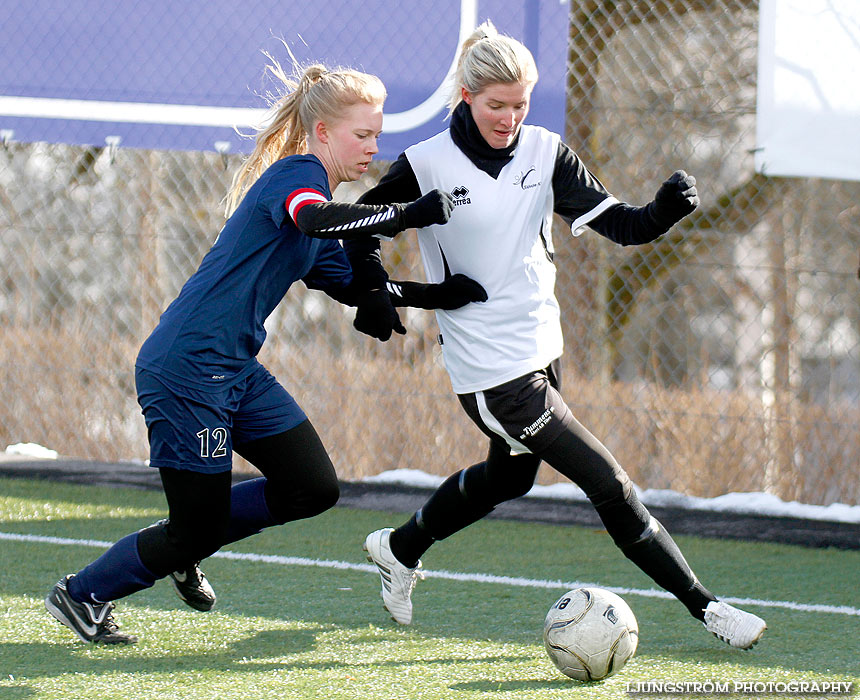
[137,154,351,388]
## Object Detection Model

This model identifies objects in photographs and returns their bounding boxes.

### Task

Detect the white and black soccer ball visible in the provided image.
[543,587,639,682]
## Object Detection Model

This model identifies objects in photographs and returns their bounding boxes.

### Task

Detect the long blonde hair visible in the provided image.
[224,57,386,216]
[448,20,538,113]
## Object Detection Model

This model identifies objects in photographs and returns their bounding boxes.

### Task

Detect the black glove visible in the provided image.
[652,170,699,226]
[353,288,406,341]
[401,189,454,229]
[428,274,488,310]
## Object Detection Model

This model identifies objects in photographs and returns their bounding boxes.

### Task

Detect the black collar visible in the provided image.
[449,101,519,180]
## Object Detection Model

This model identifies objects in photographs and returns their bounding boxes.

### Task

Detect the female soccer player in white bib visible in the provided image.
[349,21,766,650]
[44,60,485,644]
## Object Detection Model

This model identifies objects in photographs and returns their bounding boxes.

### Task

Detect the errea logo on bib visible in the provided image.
[514,167,541,190]
[451,186,471,206]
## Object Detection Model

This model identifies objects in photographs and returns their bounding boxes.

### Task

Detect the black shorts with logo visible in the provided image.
[457,360,575,455]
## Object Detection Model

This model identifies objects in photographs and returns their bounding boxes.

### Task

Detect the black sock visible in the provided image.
[679,582,718,621]
[620,520,716,620]
[388,465,499,568]
[389,513,433,568]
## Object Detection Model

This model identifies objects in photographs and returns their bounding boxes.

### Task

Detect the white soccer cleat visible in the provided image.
[363,528,424,625]
[703,601,767,649]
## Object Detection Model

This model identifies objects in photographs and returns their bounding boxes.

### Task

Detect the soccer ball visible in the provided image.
[543,587,639,682]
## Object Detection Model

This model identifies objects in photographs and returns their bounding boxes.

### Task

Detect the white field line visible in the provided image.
[2,531,858,617]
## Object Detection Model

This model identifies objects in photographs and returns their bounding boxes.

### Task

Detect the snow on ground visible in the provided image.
[363,468,860,524]
[6,443,859,524]
[3,443,58,460]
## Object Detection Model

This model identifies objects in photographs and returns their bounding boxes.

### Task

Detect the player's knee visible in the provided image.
[589,475,652,548]
[267,478,339,523]
[491,470,535,502]
[467,459,534,505]
[300,478,340,518]
[585,467,633,509]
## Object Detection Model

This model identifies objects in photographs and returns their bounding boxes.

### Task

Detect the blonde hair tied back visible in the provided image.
[448,19,538,113]
[224,51,385,216]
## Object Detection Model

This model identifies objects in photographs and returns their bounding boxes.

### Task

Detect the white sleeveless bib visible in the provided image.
[406,125,563,393]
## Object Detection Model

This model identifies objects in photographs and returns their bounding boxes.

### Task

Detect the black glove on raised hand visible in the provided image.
[652,170,699,226]
[401,189,455,229]
[427,274,488,310]
[353,289,406,341]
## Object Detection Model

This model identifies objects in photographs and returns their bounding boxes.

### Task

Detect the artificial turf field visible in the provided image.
[0,477,857,699]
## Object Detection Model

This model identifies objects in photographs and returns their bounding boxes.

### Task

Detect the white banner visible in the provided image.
[755,0,860,181]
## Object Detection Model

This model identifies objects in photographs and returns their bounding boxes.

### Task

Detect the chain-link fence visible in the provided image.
[1,2,858,506]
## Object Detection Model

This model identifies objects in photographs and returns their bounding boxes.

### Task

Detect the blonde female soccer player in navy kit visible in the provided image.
[348,21,767,650]
[44,60,486,644]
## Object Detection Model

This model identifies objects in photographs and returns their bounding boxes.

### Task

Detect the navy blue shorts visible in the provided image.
[135,362,307,473]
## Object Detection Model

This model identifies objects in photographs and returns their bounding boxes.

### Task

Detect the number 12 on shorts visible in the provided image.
[196,427,228,458]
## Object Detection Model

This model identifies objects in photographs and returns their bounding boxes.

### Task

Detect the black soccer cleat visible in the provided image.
[45,575,137,644]
[169,563,216,611]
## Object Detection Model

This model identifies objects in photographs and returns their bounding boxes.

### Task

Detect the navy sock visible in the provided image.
[222,477,278,545]
[68,532,157,603]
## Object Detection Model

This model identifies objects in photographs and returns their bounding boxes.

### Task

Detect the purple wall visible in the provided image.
[0,1,568,158]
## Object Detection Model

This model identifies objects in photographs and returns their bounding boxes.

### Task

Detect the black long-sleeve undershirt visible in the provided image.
[294,200,413,240]
[313,276,455,309]
[552,142,674,246]
[356,146,674,247]
[344,143,674,290]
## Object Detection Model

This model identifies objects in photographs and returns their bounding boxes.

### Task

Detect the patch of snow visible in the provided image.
[4,443,58,460]
[360,469,860,524]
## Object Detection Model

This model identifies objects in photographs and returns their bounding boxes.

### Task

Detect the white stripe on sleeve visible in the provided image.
[319,205,397,233]
[287,191,328,222]
[569,196,620,237]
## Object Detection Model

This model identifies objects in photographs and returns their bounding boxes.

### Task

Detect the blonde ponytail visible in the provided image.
[448,19,538,113]
[224,57,385,216]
